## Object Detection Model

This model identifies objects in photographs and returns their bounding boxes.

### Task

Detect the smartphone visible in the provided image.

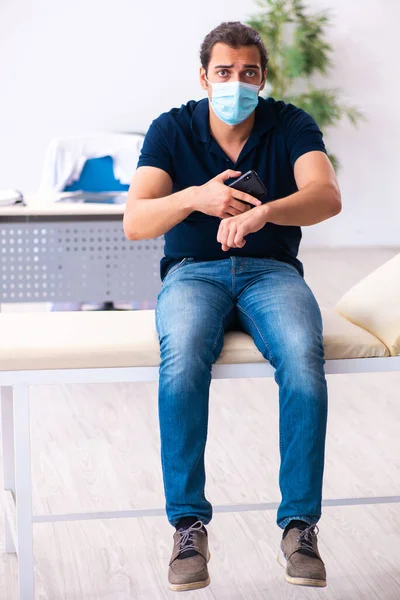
[228,170,267,204]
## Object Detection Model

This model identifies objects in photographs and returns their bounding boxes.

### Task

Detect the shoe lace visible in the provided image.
[296,524,319,555]
[177,520,204,553]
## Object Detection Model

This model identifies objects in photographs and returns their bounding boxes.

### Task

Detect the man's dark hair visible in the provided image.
[200,21,269,75]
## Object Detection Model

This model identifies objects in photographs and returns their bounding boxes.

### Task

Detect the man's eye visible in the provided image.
[217,70,229,77]
[245,71,256,78]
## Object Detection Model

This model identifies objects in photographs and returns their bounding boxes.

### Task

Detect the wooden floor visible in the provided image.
[1,247,400,599]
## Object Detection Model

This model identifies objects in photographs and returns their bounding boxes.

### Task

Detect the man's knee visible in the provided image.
[274,331,325,372]
[159,326,217,373]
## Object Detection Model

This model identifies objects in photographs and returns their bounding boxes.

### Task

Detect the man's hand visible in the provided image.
[191,170,262,218]
[217,205,268,251]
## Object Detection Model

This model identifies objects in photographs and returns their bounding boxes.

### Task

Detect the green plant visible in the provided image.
[247,0,364,169]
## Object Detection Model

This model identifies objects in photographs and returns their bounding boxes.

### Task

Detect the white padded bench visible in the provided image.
[0,253,399,599]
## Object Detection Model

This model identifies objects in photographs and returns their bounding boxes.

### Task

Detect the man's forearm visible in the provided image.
[124,187,197,240]
[261,182,341,226]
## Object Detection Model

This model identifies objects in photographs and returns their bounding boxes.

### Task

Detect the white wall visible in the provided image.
[301,0,400,246]
[0,0,399,245]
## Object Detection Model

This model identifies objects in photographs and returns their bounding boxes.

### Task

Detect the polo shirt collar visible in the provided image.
[190,97,276,144]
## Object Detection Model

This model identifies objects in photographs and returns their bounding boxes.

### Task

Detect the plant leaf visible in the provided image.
[246,0,365,170]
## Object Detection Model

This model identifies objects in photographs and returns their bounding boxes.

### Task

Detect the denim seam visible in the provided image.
[212,304,235,353]
[272,356,283,458]
[278,515,316,530]
[231,258,236,299]
[236,304,277,366]
[237,304,284,456]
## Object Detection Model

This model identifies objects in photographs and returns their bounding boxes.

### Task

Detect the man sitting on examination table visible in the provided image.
[124,21,341,592]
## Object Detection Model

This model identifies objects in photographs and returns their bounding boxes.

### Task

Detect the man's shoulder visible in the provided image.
[261,97,317,129]
[151,99,205,132]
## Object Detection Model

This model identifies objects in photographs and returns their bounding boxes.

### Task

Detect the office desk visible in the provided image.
[0,198,164,304]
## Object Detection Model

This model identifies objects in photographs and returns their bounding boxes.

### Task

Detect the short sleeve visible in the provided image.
[284,106,327,168]
[137,119,175,180]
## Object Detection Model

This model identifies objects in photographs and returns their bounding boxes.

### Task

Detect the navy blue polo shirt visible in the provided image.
[137,97,327,279]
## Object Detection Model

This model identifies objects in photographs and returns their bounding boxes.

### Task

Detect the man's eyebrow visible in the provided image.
[213,64,260,69]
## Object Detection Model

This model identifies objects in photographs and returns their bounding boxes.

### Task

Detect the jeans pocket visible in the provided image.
[164,257,194,279]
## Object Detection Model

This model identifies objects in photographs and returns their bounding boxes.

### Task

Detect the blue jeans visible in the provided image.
[155,257,328,530]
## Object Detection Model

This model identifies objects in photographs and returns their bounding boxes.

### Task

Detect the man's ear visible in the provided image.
[200,67,208,91]
[259,69,268,92]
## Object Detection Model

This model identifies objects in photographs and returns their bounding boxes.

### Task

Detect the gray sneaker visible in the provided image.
[278,523,327,587]
[168,521,211,591]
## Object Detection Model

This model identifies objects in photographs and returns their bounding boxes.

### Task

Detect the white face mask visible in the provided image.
[205,76,261,125]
